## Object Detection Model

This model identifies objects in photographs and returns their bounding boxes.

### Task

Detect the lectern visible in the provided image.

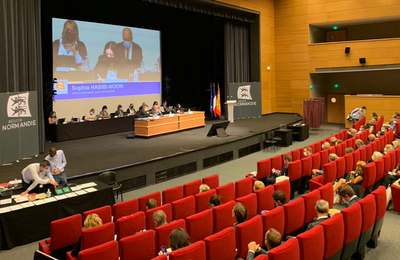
[226,100,237,123]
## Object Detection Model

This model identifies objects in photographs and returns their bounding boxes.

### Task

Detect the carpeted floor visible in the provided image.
[0,113,302,182]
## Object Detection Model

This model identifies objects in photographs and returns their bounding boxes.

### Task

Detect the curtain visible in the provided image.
[225,20,250,84]
[143,0,257,23]
[0,0,45,152]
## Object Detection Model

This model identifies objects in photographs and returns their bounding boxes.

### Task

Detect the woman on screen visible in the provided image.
[94,41,118,82]
[53,20,88,68]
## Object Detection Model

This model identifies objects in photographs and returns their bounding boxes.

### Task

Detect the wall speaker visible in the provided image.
[325,29,347,42]
[359,58,366,64]
[344,47,350,54]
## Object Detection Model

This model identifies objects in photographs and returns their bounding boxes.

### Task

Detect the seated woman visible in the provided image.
[209,194,222,208]
[233,202,248,228]
[94,41,117,82]
[199,184,210,193]
[158,228,191,257]
[71,214,103,257]
[48,111,57,124]
[115,104,124,117]
[99,105,110,119]
[384,144,395,155]
[334,160,366,200]
[126,103,136,115]
[85,108,96,121]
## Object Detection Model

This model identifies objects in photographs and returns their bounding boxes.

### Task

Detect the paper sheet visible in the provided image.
[70,186,81,191]
[76,190,88,195]
[80,182,97,188]
[20,202,35,208]
[54,195,68,200]
[0,207,11,214]
[65,192,78,198]
[0,199,12,205]
[85,187,97,193]
[14,197,29,203]
[33,200,47,206]
[9,205,23,211]
[43,197,57,203]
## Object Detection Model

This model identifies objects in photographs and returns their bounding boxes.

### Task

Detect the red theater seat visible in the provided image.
[113,199,139,226]
[362,163,376,196]
[365,145,373,162]
[302,190,321,225]
[374,158,385,189]
[383,154,391,176]
[204,227,236,260]
[120,230,155,260]
[318,183,334,209]
[162,186,183,205]
[169,241,206,260]
[78,240,118,260]
[311,153,321,170]
[322,161,336,185]
[283,198,305,236]
[151,256,167,260]
[359,147,367,162]
[271,155,283,171]
[341,203,362,260]
[212,200,235,233]
[216,183,235,203]
[297,225,324,260]
[320,214,344,260]
[344,153,353,174]
[257,159,272,180]
[273,180,291,204]
[268,238,300,260]
[352,150,360,168]
[146,204,173,230]
[171,196,195,221]
[236,216,263,259]
[389,150,397,170]
[83,205,112,225]
[256,186,275,213]
[391,185,400,213]
[356,195,376,260]
[368,187,386,249]
[236,193,257,219]
[195,189,216,213]
[288,160,302,198]
[291,149,301,162]
[139,192,162,212]
[183,180,202,197]
[320,150,329,168]
[235,177,253,198]
[186,209,213,243]
[202,174,219,189]
[155,219,185,255]
[309,175,323,192]
[261,206,285,238]
[335,144,343,157]
[38,214,82,257]
[254,255,269,260]
[301,157,312,177]
[116,211,146,242]
[335,157,346,179]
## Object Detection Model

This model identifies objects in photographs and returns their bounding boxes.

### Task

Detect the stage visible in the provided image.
[0,113,302,189]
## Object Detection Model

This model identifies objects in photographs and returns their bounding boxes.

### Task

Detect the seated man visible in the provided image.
[305,200,330,231]
[338,185,361,208]
[137,104,150,118]
[146,198,158,210]
[272,190,287,206]
[345,147,354,155]
[329,137,338,146]
[303,146,312,157]
[233,202,248,228]
[45,147,67,186]
[153,210,167,228]
[209,194,222,208]
[322,142,331,150]
[311,153,339,178]
[266,154,292,185]
[21,160,58,196]
[239,228,282,260]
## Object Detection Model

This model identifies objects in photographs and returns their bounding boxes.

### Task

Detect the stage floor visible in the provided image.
[0,113,302,183]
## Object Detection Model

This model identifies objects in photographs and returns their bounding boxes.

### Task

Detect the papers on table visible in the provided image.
[65,192,78,198]
[33,200,46,206]
[9,205,23,211]
[85,187,97,193]
[80,182,97,189]
[20,202,35,208]
[0,207,11,214]
[43,197,57,203]
[0,199,12,205]
[14,196,29,203]
[54,195,68,200]
[70,186,81,191]
[76,190,88,195]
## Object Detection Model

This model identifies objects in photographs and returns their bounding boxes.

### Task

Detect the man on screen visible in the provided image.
[115,28,143,79]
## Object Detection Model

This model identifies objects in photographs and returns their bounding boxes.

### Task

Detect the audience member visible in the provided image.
[85,108,96,120]
[153,210,167,228]
[253,181,265,192]
[337,139,344,144]
[21,160,57,196]
[303,146,312,157]
[338,185,361,208]
[330,137,338,146]
[99,105,110,118]
[371,151,383,162]
[233,202,248,228]
[272,190,287,206]
[305,200,330,231]
[349,106,367,124]
[355,139,365,150]
[311,153,338,178]
[345,147,354,155]
[322,142,331,150]
[392,140,400,149]
[267,154,292,185]
[209,194,221,208]
[159,228,191,256]
[384,144,394,155]
[45,147,67,186]
[239,228,282,260]
[334,161,366,198]
[367,134,376,144]
[199,184,210,193]
[146,198,157,210]
[371,112,378,121]
[48,111,57,124]
[71,214,103,257]
[347,128,357,137]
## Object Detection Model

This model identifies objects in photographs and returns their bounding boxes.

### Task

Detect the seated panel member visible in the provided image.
[161,100,170,113]
[99,105,110,119]
[174,103,183,114]
[21,160,58,196]
[115,104,124,117]
[45,147,68,186]
[137,104,150,118]
[151,105,163,117]
[85,108,96,121]
[126,103,136,115]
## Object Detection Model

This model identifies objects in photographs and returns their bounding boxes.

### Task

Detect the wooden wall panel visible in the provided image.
[216,0,275,114]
